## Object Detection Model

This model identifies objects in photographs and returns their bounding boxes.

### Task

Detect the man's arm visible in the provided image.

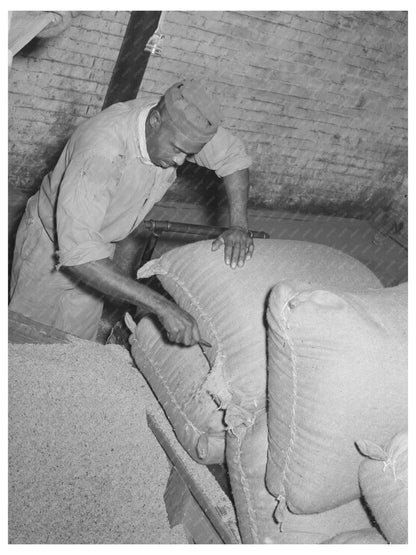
[64,258,201,346]
[190,128,254,268]
[211,168,254,268]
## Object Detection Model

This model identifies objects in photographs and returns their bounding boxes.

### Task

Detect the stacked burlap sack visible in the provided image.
[258,280,407,543]
[127,239,407,543]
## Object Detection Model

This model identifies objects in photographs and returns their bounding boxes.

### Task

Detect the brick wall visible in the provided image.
[8,10,408,245]
[138,11,408,241]
[8,10,130,237]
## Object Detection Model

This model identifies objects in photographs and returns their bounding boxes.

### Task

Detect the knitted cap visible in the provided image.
[163,80,222,144]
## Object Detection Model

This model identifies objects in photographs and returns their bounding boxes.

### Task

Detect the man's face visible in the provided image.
[146,110,205,169]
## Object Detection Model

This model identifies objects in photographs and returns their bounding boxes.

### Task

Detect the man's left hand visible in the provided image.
[211,226,254,269]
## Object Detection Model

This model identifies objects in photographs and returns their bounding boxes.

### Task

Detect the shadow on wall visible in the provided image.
[248,186,406,237]
[8,11,87,277]
[166,162,227,225]
[8,137,67,275]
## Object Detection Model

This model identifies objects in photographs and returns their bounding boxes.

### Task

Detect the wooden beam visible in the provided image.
[8,310,71,344]
[147,408,241,544]
[8,12,56,56]
[102,11,161,109]
[164,467,224,543]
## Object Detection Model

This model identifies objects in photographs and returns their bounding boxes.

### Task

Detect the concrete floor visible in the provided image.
[8,339,187,544]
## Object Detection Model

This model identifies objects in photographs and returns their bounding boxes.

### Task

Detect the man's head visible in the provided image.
[145,80,222,168]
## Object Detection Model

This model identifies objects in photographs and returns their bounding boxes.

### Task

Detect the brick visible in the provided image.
[9,10,407,238]
[166,11,209,27]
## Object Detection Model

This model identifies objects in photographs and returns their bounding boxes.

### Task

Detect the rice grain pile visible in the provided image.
[8,338,187,544]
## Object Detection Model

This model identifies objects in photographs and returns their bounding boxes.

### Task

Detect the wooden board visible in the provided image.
[164,468,224,544]
[8,310,71,344]
[147,408,241,544]
[9,12,55,55]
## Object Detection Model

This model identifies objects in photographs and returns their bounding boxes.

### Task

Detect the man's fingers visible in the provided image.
[213,230,254,267]
[229,241,241,269]
[165,310,201,346]
[246,239,254,260]
[183,317,200,346]
[237,245,247,267]
[167,330,179,343]
[224,241,234,265]
[211,236,224,251]
[192,322,202,345]
[231,234,254,268]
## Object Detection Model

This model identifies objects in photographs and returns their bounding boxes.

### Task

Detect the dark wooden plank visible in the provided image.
[8,310,71,344]
[164,467,223,544]
[181,496,224,544]
[164,466,191,528]
[102,11,161,109]
[147,408,241,544]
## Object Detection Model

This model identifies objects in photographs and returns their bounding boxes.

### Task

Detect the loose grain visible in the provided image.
[8,338,187,544]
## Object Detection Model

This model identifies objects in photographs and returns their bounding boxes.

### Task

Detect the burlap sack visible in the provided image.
[266,281,407,513]
[131,239,381,463]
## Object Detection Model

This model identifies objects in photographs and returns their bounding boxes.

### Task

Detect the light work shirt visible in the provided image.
[10,98,252,339]
[37,98,252,268]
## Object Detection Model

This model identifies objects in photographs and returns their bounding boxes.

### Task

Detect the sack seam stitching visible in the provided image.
[131,338,205,438]
[227,427,259,543]
[279,294,299,501]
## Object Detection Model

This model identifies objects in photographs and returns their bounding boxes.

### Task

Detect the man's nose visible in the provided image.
[173,153,186,166]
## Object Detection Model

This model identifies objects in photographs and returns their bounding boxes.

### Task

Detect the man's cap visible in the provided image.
[163,80,222,144]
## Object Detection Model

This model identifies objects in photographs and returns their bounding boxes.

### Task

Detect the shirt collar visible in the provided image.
[137,103,156,165]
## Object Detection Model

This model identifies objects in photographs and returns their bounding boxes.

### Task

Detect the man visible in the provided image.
[9,80,254,344]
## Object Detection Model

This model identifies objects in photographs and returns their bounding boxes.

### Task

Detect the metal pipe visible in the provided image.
[143,219,269,239]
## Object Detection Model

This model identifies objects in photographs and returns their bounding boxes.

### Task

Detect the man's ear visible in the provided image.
[148,109,162,129]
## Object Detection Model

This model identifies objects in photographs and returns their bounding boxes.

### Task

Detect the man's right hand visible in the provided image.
[64,258,202,346]
[157,301,202,346]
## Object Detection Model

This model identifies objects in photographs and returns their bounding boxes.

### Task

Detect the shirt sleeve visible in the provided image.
[56,154,121,267]
[188,126,252,177]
